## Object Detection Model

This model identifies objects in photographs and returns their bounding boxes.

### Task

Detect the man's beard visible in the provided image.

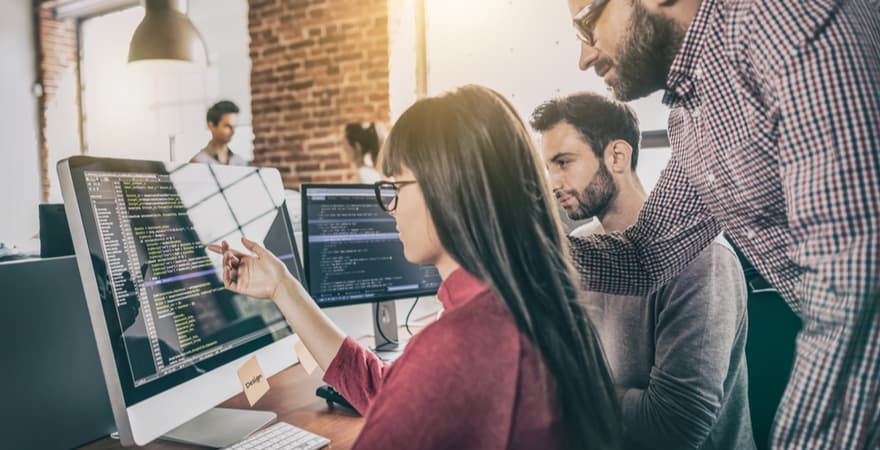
[559,162,617,221]
[605,1,686,101]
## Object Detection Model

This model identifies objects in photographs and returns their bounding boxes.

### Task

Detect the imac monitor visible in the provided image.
[58,156,304,446]
[300,184,442,349]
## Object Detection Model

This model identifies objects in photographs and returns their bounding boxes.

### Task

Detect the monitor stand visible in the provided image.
[162,407,276,447]
[373,302,403,357]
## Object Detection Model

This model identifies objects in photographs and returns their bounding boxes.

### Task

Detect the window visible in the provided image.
[414,0,672,191]
[78,2,253,165]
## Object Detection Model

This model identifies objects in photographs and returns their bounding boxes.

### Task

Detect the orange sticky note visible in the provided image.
[294,338,318,374]
[237,356,269,406]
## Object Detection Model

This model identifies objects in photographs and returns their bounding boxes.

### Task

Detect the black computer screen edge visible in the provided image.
[62,156,299,406]
[299,183,439,308]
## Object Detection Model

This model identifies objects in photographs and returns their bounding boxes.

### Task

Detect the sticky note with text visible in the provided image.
[294,338,319,374]
[237,355,269,406]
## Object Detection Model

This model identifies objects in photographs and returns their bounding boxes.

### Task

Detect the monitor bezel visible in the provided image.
[300,183,440,308]
[59,156,301,446]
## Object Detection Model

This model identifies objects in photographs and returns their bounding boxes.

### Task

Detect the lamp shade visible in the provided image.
[128,0,208,65]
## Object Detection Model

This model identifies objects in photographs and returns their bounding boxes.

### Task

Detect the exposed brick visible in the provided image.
[250,0,390,188]
[35,0,81,202]
[322,161,353,171]
[295,162,321,172]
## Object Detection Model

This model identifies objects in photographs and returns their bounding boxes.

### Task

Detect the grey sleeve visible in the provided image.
[620,241,747,449]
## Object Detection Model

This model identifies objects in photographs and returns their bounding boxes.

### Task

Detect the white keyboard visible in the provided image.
[224,421,331,450]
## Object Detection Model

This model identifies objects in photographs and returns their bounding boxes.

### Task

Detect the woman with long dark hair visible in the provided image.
[211,85,621,448]
[343,122,383,183]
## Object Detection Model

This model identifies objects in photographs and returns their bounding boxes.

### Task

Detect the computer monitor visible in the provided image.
[1,256,114,449]
[58,156,303,446]
[300,184,442,347]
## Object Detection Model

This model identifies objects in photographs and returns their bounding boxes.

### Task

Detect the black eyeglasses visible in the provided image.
[573,0,609,47]
[374,180,418,212]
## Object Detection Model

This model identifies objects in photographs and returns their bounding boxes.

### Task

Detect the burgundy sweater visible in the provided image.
[323,269,568,449]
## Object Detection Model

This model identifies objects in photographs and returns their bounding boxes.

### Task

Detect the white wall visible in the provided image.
[405,0,673,191]
[325,297,443,343]
[388,0,420,122]
[0,0,42,251]
[0,0,252,249]
[78,0,252,168]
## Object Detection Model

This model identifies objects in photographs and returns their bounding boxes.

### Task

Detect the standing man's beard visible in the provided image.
[559,162,618,221]
[607,1,686,101]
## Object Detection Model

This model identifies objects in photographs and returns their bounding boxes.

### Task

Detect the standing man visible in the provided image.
[559,0,879,448]
[190,100,248,166]
[532,92,754,450]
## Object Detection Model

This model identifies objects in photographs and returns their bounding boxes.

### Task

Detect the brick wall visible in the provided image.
[35,0,81,201]
[249,0,391,187]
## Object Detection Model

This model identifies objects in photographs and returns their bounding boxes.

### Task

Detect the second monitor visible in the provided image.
[300,184,441,348]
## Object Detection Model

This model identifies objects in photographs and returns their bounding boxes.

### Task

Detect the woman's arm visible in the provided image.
[209,237,345,370]
[211,237,394,411]
[272,274,346,370]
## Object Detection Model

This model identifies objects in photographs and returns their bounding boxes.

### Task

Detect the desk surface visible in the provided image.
[79,364,365,450]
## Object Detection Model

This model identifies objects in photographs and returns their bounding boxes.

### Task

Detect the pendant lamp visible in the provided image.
[128,0,208,65]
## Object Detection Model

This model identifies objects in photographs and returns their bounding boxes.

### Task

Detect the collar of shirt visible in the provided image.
[663,0,718,107]
[202,146,235,162]
[436,268,492,311]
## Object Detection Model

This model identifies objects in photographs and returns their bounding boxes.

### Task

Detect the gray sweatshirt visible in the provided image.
[580,237,755,450]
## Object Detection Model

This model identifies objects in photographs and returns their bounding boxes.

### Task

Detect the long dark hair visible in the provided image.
[382,85,621,448]
[344,122,380,165]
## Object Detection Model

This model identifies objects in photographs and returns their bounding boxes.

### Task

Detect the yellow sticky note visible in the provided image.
[294,338,318,374]
[237,356,269,406]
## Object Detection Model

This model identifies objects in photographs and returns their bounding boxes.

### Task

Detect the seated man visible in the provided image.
[531,92,755,450]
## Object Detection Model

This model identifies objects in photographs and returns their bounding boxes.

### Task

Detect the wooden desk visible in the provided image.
[79,364,365,450]
[78,315,435,450]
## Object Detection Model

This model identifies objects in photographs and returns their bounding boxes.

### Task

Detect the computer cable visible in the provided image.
[405,297,420,336]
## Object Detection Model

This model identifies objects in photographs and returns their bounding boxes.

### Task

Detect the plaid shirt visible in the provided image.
[569,0,880,447]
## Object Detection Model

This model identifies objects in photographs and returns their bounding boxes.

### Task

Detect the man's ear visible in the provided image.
[604,140,633,174]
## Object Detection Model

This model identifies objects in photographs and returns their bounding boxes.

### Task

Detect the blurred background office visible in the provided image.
[1,0,672,256]
[343,122,384,183]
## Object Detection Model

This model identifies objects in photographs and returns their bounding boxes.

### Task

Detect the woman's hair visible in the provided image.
[381,85,621,448]
[344,122,381,165]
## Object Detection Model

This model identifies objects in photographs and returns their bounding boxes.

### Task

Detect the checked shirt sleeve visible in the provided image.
[760,1,880,448]
[569,155,722,296]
